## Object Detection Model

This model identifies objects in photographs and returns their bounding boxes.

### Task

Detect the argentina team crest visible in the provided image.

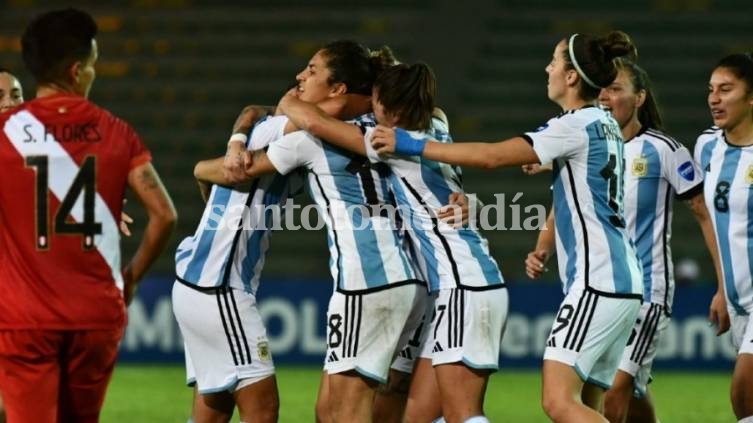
[258,340,272,361]
[632,156,648,177]
[746,165,753,184]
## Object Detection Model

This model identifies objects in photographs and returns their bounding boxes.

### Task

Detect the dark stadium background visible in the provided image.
[3,0,750,285]
[3,1,751,420]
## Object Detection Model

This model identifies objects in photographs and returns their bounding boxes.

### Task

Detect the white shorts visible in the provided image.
[324,283,421,383]
[391,288,433,374]
[185,343,196,386]
[543,288,641,389]
[419,286,509,370]
[730,309,753,355]
[617,302,670,397]
[172,282,274,394]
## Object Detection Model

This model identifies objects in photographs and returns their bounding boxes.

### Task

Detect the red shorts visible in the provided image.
[0,328,124,422]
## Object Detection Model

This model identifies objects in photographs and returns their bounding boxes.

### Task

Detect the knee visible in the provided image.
[263,397,280,422]
[731,374,753,417]
[603,390,628,422]
[315,398,330,423]
[238,397,278,423]
[731,385,750,418]
[542,393,571,422]
[253,406,278,423]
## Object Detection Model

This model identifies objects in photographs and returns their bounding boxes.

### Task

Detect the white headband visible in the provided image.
[568,34,601,89]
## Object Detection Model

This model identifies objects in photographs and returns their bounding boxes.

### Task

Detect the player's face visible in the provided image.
[546,41,569,104]
[295,49,341,103]
[75,39,98,99]
[0,72,23,113]
[371,88,399,127]
[599,69,643,130]
[708,66,753,131]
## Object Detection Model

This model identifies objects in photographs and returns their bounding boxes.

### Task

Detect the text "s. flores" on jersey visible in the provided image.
[21,122,103,143]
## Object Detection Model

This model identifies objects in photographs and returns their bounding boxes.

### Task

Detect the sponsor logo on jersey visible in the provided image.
[678,161,695,181]
[632,156,648,177]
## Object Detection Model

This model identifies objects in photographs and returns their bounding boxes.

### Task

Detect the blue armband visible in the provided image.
[394,128,428,156]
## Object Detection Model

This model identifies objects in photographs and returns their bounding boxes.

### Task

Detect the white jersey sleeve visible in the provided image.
[525,115,586,165]
[661,143,703,197]
[693,127,719,169]
[363,126,382,164]
[266,130,318,175]
[249,115,289,150]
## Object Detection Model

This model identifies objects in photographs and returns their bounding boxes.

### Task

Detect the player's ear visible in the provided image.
[67,61,82,85]
[565,69,579,88]
[635,89,647,109]
[330,82,347,97]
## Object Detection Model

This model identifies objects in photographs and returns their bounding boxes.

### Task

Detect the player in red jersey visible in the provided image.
[0,68,23,114]
[0,8,177,422]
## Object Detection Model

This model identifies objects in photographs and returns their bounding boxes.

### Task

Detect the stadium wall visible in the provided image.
[120,277,735,370]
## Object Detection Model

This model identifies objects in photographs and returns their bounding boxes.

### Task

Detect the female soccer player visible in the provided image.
[190,41,431,423]
[694,52,753,423]
[0,68,23,113]
[271,62,507,423]
[371,31,644,423]
[594,59,727,423]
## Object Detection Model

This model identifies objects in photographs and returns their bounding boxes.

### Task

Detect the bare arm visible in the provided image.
[279,94,368,156]
[244,150,279,179]
[525,208,555,279]
[233,104,275,134]
[686,191,729,335]
[424,136,540,169]
[196,156,266,196]
[196,179,212,203]
[123,162,178,304]
[195,157,229,186]
[371,125,540,169]
[224,105,275,183]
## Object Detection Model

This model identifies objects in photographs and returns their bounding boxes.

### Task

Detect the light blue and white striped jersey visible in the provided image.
[694,127,753,314]
[175,116,303,294]
[364,117,504,292]
[265,113,419,293]
[623,127,703,312]
[525,106,642,298]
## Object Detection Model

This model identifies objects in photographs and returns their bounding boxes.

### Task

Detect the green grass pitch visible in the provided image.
[102,365,734,422]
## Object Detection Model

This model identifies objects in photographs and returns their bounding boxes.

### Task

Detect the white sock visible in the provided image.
[464,416,490,423]
[431,418,446,423]
[738,416,753,423]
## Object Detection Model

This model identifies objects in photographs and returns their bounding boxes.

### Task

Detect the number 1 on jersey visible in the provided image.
[25,155,102,250]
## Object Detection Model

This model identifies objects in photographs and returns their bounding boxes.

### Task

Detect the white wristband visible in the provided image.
[228,133,248,147]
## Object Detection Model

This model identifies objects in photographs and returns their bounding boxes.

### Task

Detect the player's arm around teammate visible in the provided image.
[282,62,508,423]
[277,88,472,227]
[373,32,645,423]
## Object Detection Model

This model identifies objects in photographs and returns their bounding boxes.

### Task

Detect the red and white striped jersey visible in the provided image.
[0,93,150,329]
